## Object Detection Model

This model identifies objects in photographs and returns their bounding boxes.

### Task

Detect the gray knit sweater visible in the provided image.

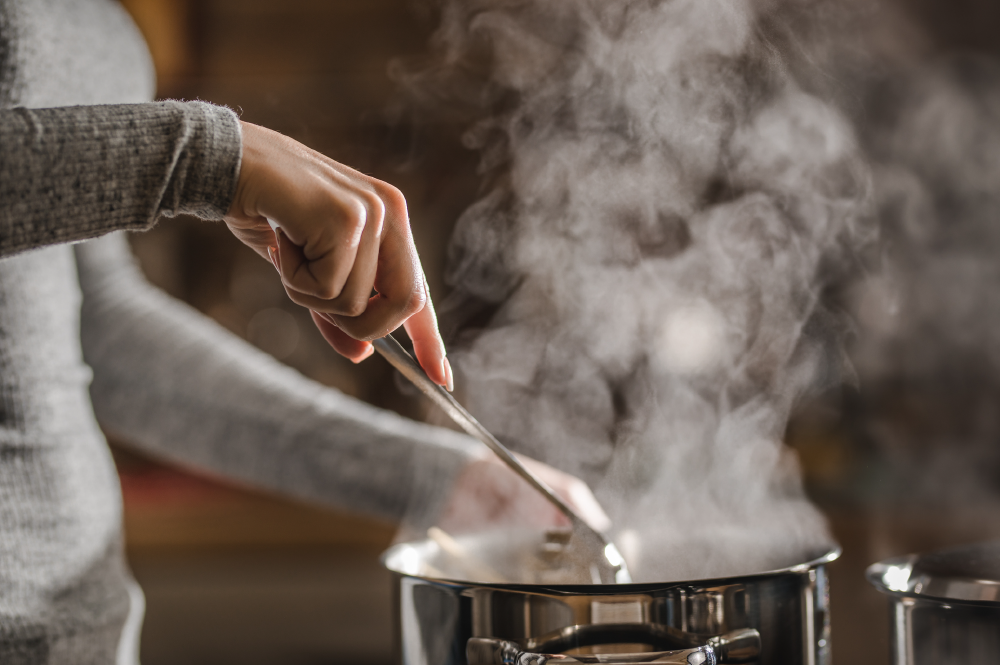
[0,1,477,663]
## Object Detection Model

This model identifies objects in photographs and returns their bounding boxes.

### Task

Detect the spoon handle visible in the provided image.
[372,333,631,584]
[372,334,576,521]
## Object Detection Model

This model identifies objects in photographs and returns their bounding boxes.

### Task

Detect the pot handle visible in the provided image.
[467,626,760,665]
[704,629,761,663]
[467,637,716,665]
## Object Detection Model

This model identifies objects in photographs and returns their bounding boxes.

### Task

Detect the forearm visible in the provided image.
[75,234,476,524]
[0,101,240,257]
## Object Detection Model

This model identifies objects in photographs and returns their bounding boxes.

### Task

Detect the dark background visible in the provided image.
[112,1,1000,663]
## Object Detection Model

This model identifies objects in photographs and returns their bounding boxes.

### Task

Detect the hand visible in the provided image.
[436,453,612,534]
[225,121,450,387]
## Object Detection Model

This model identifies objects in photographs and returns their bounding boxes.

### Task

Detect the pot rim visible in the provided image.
[382,539,841,592]
[867,540,1000,608]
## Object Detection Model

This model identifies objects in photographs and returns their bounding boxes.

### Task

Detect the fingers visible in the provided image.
[274,211,379,317]
[275,213,430,338]
[275,239,376,364]
[300,197,369,300]
[267,230,442,374]
[328,211,381,316]
[326,187,430,339]
[226,123,448,377]
[403,277,451,389]
[310,311,374,363]
[226,122,381,304]
[227,220,279,262]
[269,195,446,383]
[278,189,383,302]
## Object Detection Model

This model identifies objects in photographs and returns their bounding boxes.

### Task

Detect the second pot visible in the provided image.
[867,540,1000,665]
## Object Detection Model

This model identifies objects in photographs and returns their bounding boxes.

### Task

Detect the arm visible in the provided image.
[13,103,603,528]
[0,100,450,382]
[0,101,239,256]
[75,232,476,524]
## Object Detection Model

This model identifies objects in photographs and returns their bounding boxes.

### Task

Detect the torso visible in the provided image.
[0,1,154,662]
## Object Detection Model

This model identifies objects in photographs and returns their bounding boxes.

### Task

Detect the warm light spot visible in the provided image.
[655,301,727,374]
[884,564,911,592]
[604,543,625,567]
[397,545,422,576]
[247,308,300,360]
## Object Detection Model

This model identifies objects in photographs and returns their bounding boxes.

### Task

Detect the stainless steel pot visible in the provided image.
[383,530,840,665]
[867,541,1000,665]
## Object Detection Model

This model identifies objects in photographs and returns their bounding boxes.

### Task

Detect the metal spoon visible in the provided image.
[373,333,631,584]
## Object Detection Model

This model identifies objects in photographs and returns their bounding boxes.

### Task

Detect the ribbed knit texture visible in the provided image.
[0,102,243,257]
[0,1,477,663]
[77,232,475,530]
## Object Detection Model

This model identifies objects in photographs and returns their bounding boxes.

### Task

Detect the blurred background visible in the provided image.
[111,1,1000,664]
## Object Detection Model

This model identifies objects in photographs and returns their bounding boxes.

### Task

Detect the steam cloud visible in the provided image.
[845,55,1000,508]
[400,0,874,581]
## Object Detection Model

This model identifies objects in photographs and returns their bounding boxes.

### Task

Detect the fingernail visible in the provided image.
[443,357,454,392]
[266,246,279,271]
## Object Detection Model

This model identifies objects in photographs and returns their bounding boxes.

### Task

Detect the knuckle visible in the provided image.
[379,184,408,217]
[341,297,368,318]
[360,191,385,232]
[314,282,341,301]
[362,190,385,216]
[403,287,427,317]
[340,197,368,233]
[284,287,311,308]
[286,261,338,301]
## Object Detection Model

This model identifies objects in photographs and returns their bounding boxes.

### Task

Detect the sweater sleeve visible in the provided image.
[0,101,241,257]
[74,232,479,525]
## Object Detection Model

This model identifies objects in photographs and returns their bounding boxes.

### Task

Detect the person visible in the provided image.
[0,1,607,662]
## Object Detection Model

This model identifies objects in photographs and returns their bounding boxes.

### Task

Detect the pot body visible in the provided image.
[884,595,1000,665]
[384,535,839,665]
[868,541,1000,665]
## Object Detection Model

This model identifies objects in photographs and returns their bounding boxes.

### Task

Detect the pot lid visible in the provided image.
[867,540,1000,605]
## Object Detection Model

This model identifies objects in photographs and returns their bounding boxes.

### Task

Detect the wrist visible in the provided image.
[226,120,263,222]
[166,101,243,221]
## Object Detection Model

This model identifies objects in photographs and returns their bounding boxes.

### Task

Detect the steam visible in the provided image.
[844,55,1000,506]
[400,0,872,581]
